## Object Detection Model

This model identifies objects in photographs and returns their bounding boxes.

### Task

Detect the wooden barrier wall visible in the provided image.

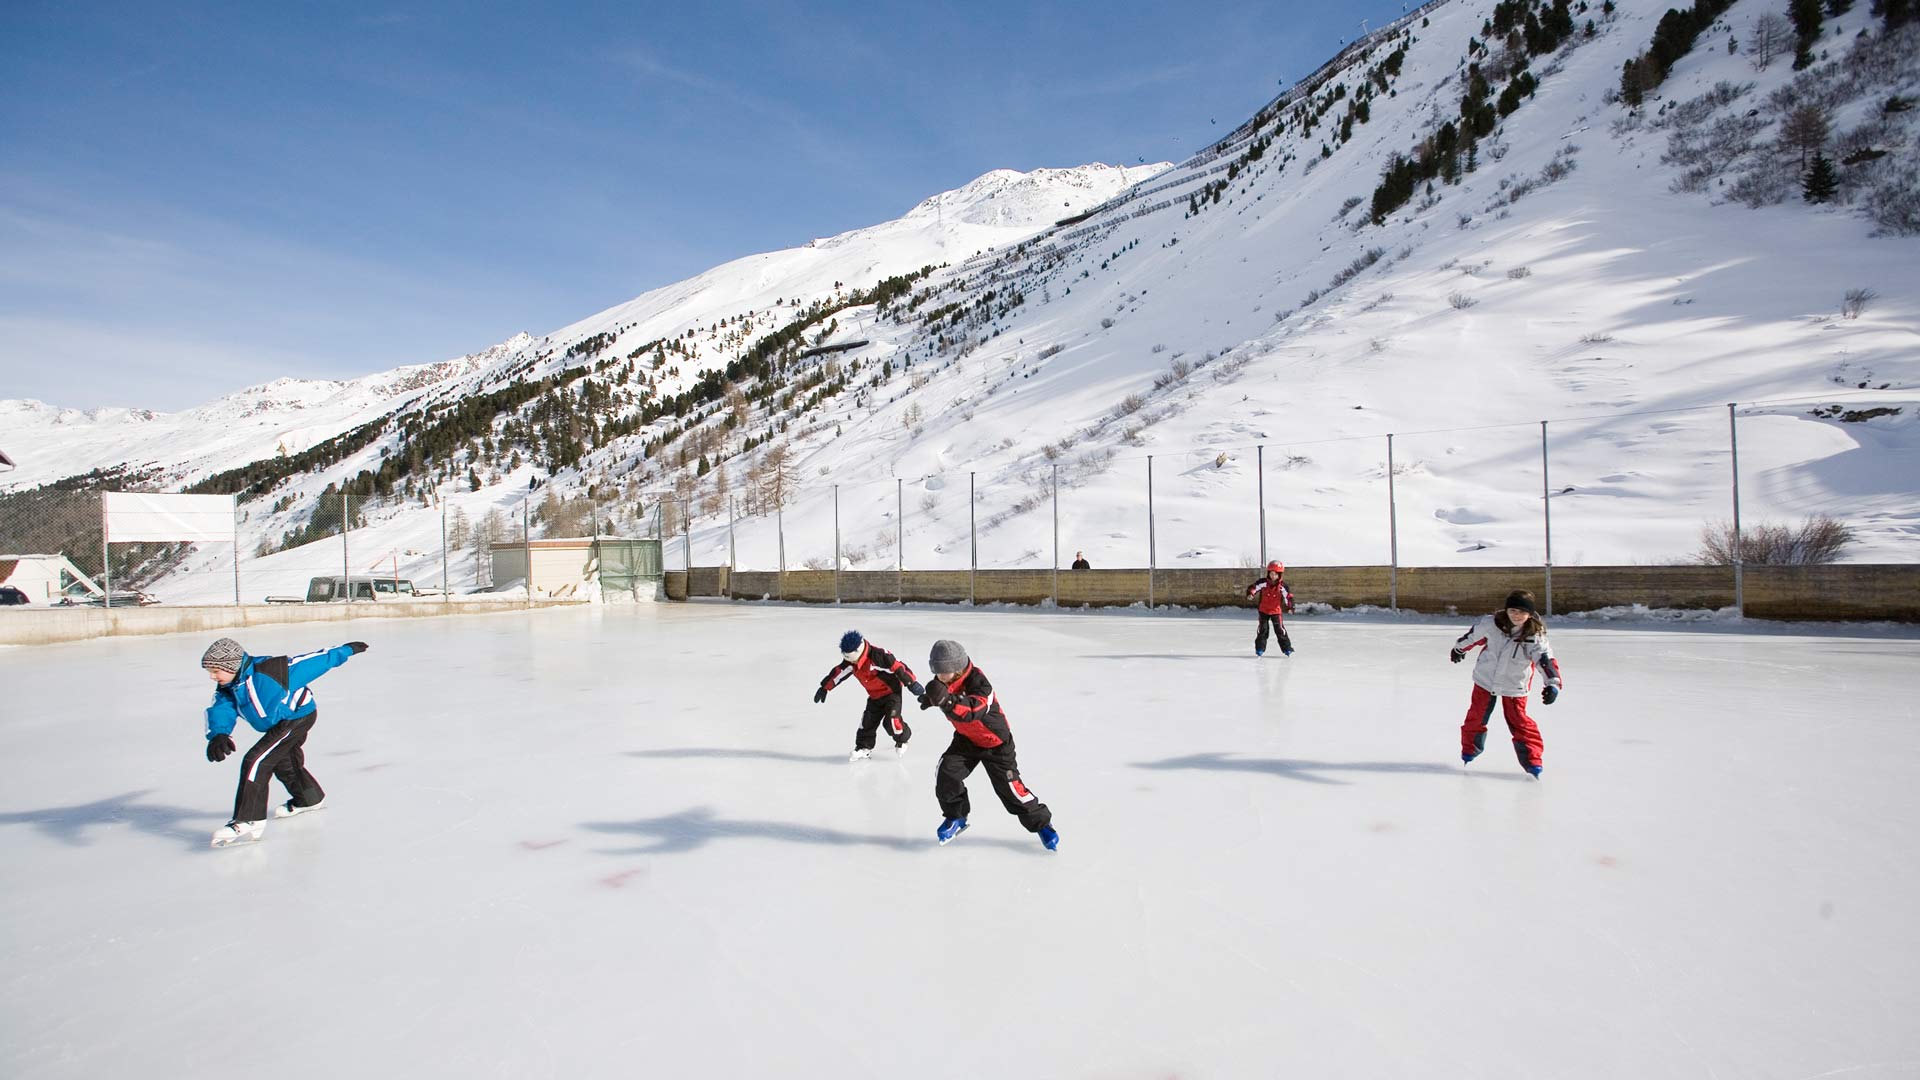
[688,564,1920,622]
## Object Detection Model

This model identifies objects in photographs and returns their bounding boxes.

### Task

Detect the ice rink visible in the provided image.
[2,602,1917,1079]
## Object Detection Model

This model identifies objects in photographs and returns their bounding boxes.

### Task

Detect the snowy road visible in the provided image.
[2,604,1917,1079]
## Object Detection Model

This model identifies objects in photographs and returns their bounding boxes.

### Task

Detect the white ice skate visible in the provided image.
[273,796,326,819]
[894,743,909,758]
[211,820,264,848]
[848,748,873,761]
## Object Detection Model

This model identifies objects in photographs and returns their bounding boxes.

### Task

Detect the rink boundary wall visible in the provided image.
[0,599,590,647]
[666,565,1920,622]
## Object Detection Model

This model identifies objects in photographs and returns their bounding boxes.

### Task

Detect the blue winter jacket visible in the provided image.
[205,645,357,739]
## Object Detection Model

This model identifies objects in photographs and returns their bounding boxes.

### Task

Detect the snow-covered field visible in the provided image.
[3,603,1916,1079]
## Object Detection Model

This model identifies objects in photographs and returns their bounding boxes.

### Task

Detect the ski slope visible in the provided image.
[2,603,1916,1079]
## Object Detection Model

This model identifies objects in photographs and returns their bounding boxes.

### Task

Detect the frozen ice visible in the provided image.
[2,603,1917,1079]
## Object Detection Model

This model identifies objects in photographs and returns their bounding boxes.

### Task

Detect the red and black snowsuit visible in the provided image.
[920,663,1052,833]
[819,641,917,751]
[1245,572,1295,655]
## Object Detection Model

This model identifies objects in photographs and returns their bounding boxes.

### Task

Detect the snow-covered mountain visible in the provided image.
[4,0,1916,604]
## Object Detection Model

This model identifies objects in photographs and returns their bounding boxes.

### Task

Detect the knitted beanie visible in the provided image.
[928,639,969,676]
[200,637,246,673]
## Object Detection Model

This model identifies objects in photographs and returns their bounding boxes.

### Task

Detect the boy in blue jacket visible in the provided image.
[200,637,366,847]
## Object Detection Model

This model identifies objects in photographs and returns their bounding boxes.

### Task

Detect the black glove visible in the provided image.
[919,681,950,710]
[906,680,925,698]
[346,641,369,655]
[206,734,236,763]
[1449,648,1465,664]
[1541,685,1560,705]
[813,686,828,704]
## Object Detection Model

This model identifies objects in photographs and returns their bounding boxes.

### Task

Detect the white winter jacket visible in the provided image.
[1454,614,1562,697]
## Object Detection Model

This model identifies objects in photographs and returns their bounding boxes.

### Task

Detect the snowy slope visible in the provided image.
[7,0,1917,606]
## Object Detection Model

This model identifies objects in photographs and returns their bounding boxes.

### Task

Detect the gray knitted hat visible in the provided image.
[200,637,246,673]
[928,639,969,676]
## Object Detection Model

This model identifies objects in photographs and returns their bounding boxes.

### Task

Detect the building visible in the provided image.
[0,553,103,603]
[489,536,662,600]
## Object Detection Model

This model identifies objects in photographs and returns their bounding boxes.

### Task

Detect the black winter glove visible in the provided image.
[813,686,828,704]
[918,681,950,711]
[1541,685,1560,705]
[1449,648,1465,664]
[206,734,236,763]
[346,641,369,655]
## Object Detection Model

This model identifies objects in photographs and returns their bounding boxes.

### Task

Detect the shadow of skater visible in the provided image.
[1132,753,1534,786]
[582,807,1042,856]
[626,748,849,766]
[0,790,210,847]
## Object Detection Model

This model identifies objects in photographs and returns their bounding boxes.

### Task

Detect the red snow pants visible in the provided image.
[1461,684,1544,768]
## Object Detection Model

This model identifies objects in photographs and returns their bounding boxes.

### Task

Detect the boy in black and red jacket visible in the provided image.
[814,630,922,760]
[1245,560,1295,657]
[917,639,1059,850]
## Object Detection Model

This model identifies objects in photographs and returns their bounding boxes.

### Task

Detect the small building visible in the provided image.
[0,553,103,603]
[490,536,662,600]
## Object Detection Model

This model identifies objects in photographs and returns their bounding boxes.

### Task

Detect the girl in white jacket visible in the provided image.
[1450,590,1563,777]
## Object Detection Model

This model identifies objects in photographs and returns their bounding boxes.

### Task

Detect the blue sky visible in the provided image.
[1,1,1413,410]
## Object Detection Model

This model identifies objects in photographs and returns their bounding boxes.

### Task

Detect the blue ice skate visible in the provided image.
[936,817,969,845]
[1254,647,1264,657]
[1281,647,1294,657]
[1038,825,1060,851]
[1525,764,1543,779]
[1462,750,1480,764]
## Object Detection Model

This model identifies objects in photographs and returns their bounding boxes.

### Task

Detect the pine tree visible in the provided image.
[1803,153,1840,202]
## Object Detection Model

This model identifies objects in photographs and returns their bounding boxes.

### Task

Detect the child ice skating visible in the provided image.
[814,630,922,760]
[1245,561,1295,656]
[1450,591,1563,778]
[200,637,367,847]
[917,639,1058,850]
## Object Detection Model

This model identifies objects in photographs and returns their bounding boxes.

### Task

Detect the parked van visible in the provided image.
[304,576,417,602]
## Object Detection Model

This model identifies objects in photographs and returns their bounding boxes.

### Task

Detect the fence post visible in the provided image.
[682,498,692,578]
[1729,403,1743,616]
[1257,444,1267,566]
[440,499,449,604]
[1541,419,1553,617]
[100,495,111,609]
[232,496,241,606]
[727,496,736,599]
[832,484,841,604]
[1051,463,1060,608]
[896,478,904,605]
[1386,434,1398,611]
[1147,455,1156,610]
[343,488,352,605]
[968,471,977,607]
[777,502,786,601]
[523,494,531,608]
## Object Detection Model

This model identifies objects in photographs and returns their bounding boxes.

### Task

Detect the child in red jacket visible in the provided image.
[1245,561,1295,657]
[814,630,922,760]
[917,639,1058,851]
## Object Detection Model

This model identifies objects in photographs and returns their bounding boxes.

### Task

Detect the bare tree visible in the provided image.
[1779,104,1831,168]
[758,441,800,512]
[1696,515,1856,565]
[1748,13,1790,69]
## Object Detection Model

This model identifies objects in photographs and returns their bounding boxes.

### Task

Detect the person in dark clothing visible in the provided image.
[1245,561,1295,657]
[815,630,922,760]
[917,639,1059,850]
[1070,552,1091,570]
[200,636,366,847]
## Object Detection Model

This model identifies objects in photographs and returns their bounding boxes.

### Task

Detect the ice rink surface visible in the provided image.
[2,603,1917,1079]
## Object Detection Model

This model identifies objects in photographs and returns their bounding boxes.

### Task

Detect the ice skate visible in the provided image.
[893,743,909,758]
[273,796,326,819]
[848,747,873,761]
[1525,765,1543,779]
[1038,825,1060,851]
[936,817,969,845]
[211,820,264,848]
[1254,647,1264,657]
[1462,750,1480,765]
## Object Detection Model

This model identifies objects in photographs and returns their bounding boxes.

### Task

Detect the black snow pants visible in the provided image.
[935,734,1051,833]
[233,713,324,823]
[855,694,911,751]
[1254,613,1292,654]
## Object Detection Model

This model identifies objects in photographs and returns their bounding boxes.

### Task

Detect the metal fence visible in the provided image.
[689,387,1917,615]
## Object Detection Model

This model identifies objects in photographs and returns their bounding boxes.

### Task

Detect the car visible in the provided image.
[303,576,418,602]
[0,585,29,606]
